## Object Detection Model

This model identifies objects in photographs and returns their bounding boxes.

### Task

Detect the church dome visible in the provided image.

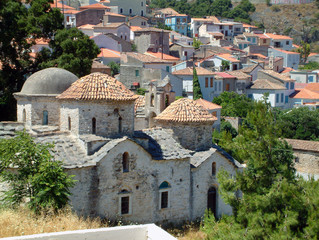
[155,98,217,123]
[19,68,78,95]
[57,72,138,101]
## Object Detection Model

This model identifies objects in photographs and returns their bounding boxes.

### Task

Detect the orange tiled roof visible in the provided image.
[285,139,319,153]
[50,1,75,10]
[155,98,217,123]
[122,52,173,63]
[242,23,258,28]
[195,98,222,110]
[134,95,145,113]
[281,67,294,73]
[98,48,121,58]
[57,73,137,101]
[94,22,127,29]
[227,70,251,80]
[250,53,267,59]
[79,3,110,9]
[265,33,292,40]
[250,79,286,90]
[104,12,126,17]
[217,53,240,63]
[28,38,50,45]
[131,26,142,32]
[173,67,214,76]
[78,24,95,29]
[309,53,319,57]
[64,10,81,14]
[145,51,180,61]
[157,8,179,15]
[129,15,148,21]
[192,16,220,23]
[290,88,319,99]
[273,48,299,55]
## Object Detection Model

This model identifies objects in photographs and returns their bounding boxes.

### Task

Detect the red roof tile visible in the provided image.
[195,98,222,110]
[98,48,121,58]
[79,3,110,9]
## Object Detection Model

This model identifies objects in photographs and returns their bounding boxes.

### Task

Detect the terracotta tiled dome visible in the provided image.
[57,73,137,101]
[155,98,217,123]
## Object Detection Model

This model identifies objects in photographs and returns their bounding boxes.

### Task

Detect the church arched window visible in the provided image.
[92,117,96,134]
[42,110,48,125]
[122,152,129,172]
[22,109,26,122]
[159,181,171,209]
[68,117,71,131]
[150,93,155,107]
[212,162,216,176]
[119,116,122,133]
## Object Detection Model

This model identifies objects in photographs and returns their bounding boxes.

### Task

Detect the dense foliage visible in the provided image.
[150,0,255,21]
[193,67,203,100]
[299,61,319,70]
[107,61,120,77]
[212,92,254,118]
[0,132,76,212]
[276,107,319,141]
[0,0,99,120]
[203,99,319,239]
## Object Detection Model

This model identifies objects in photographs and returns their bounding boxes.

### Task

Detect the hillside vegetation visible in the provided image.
[251,3,319,51]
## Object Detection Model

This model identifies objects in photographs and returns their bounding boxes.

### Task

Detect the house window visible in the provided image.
[281,93,284,102]
[159,181,171,209]
[263,39,267,44]
[290,82,294,89]
[129,8,132,14]
[119,189,131,215]
[210,77,213,87]
[92,117,96,134]
[122,152,129,172]
[308,76,314,83]
[286,83,289,89]
[229,25,233,30]
[135,70,139,77]
[205,77,209,88]
[285,96,288,103]
[252,38,256,43]
[212,162,216,176]
[66,16,70,22]
[247,37,251,42]
[42,110,48,125]
[276,94,279,103]
[248,94,253,99]
[68,117,71,131]
[141,1,143,6]
[226,83,230,91]
[119,116,122,133]
[120,8,123,13]
[141,10,144,16]
[219,82,221,91]
[166,66,170,72]
[219,25,222,29]
[286,41,289,45]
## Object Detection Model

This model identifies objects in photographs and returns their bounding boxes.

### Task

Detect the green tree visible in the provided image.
[297,40,311,63]
[276,107,319,141]
[137,88,146,95]
[212,92,254,118]
[221,60,230,71]
[192,38,202,49]
[39,28,100,78]
[299,61,319,70]
[107,61,120,77]
[202,99,316,239]
[211,0,232,17]
[0,132,76,212]
[193,67,203,100]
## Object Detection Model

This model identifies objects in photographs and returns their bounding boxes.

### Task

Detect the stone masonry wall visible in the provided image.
[191,151,238,220]
[158,122,213,151]
[68,139,191,224]
[294,150,319,174]
[60,100,135,137]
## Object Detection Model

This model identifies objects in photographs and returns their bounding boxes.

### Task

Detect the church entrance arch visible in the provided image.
[148,112,157,128]
[207,186,217,217]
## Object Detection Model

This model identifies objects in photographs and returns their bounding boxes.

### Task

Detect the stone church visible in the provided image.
[3,67,243,224]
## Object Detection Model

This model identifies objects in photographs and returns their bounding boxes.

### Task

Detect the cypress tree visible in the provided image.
[193,67,203,100]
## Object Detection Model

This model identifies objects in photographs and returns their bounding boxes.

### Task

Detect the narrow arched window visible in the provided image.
[122,152,129,172]
[119,116,122,133]
[150,93,154,107]
[68,117,71,131]
[42,110,48,125]
[212,162,216,176]
[22,109,26,122]
[92,117,96,134]
[159,181,171,209]
[165,95,169,108]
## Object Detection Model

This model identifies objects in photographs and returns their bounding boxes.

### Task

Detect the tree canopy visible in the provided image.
[0,131,76,212]
[203,99,319,239]
[0,0,100,120]
[193,67,203,100]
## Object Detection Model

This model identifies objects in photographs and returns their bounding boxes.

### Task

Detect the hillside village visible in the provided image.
[0,0,319,239]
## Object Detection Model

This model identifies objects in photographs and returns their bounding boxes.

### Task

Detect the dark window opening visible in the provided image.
[121,196,129,214]
[212,162,216,176]
[92,117,96,134]
[68,117,71,131]
[122,152,129,172]
[43,110,48,125]
[161,191,168,209]
[207,187,217,218]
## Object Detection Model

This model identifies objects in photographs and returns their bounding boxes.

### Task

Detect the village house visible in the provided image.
[169,42,195,61]
[165,14,189,36]
[128,16,149,28]
[268,47,300,70]
[93,22,130,40]
[289,83,319,107]
[90,33,133,52]
[103,0,147,17]
[265,33,293,51]
[289,71,318,83]
[4,67,243,225]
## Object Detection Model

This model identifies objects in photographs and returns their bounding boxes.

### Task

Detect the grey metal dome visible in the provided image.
[19,68,78,95]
